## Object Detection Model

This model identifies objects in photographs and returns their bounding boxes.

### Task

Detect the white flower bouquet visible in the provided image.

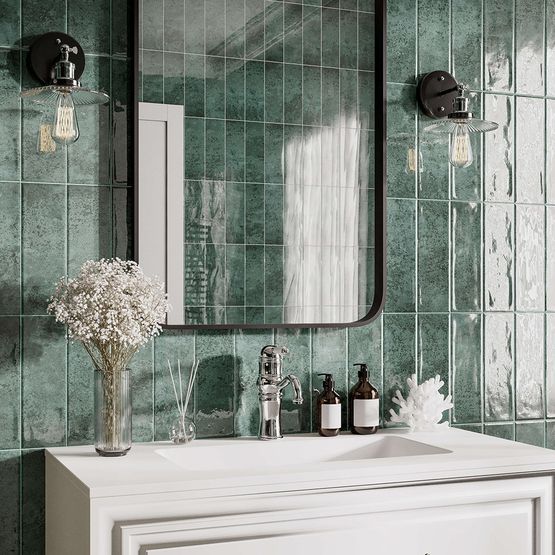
[48,258,169,455]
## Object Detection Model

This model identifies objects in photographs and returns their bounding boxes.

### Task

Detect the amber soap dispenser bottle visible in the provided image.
[349,363,379,434]
[316,373,341,437]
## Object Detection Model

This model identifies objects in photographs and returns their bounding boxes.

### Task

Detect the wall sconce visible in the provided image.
[20,32,109,145]
[417,71,497,168]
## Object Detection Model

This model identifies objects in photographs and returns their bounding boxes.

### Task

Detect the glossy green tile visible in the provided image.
[164,53,185,105]
[265,184,283,244]
[246,61,265,122]
[245,245,265,305]
[265,245,283,306]
[516,422,545,447]
[385,198,416,312]
[452,0,482,89]
[387,0,416,84]
[312,328,347,430]
[0,182,20,315]
[245,0,265,60]
[515,0,544,95]
[359,0,374,11]
[265,1,284,62]
[164,0,184,52]
[205,57,225,119]
[205,119,225,180]
[0,318,20,449]
[246,122,265,183]
[417,313,449,388]
[195,330,235,437]
[226,121,246,182]
[303,6,321,66]
[275,328,312,432]
[516,313,544,419]
[386,84,417,198]
[485,423,515,440]
[68,0,110,55]
[358,69,374,129]
[153,330,195,440]
[0,450,20,553]
[484,313,514,422]
[68,186,111,276]
[184,243,226,308]
[246,306,265,324]
[339,68,357,121]
[184,117,205,180]
[265,123,284,183]
[484,0,514,91]
[452,202,482,312]
[226,58,245,120]
[67,341,93,445]
[112,0,130,56]
[184,0,205,54]
[339,9,357,69]
[141,50,164,103]
[226,244,245,305]
[22,316,66,447]
[22,0,65,46]
[418,201,449,312]
[265,62,284,123]
[322,7,339,68]
[226,307,245,323]
[547,421,555,449]
[283,3,303,64]
[0,0,19,48]
[225,0,245,58]
[130,344,154,442]
[21,449,44,554]
[225,182,245,244]
[185,54,205,117]
[348,317,382,395]
[185,179,225,244]
[303,66,322,126]
[22,183,65,315]
[205,0,226,54]
[453,423,483,433]
[141,0,163,50]
[383,313,416,420]
[284,63,303,124]
[0,50,20,183]
[417,123,449,200]
[451,313,482,424]
[322,68,340,126]
[358,11,374,71]
[418,0,449,75]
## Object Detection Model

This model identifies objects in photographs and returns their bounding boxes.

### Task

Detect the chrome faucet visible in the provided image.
[257,345,303,440]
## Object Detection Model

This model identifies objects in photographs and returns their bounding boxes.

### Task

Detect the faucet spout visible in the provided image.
[278,374,303,404]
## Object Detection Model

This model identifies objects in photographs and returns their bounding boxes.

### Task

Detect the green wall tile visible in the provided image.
[246,61,265,122]
[0,182,20,314]
[185,117,205,179]
[264,184,284,244]
[0,318,20,449]
[0,451,20,553]
[452,0,483,90]
[205,119,225,180]
[302,66,322,126]
[451,313,482,424]
[225,0,245,58]
[283,3,303,64]
[164,0,184,52]
[265,245,284,306]
[164,53,185,105]
[142,50,164,103]
[22,316,66,448]
[0,50,20,182]
[385,198,416,312]
[225,181,245,244]
[185,54,205,117]
[0,0,19,48]
[340,9,358,69]
[484,0,514,92]
[22,183,66,315]
[322,8,339,68]
[245,184,264,243]
[387,0,416,84]
[515,0,544,95]
[22,0,65,45]
[245,0,265,60]
[68,0,110,55]
[265,1,284,62]
[264,123,284,183]
[226,121,246,181]
[515,422,545,447]
[141,0,163,50]
[245,122,265,182]
[418,201,449,312]
[205,57,225,119]
[417,313,449,387]
[303,6,322,66]
[418,0,449,75]
[226,244,246,305]
[452,202,482,311]
[195,330,235,437]
[205,0,226,55]
[347,318,382,398]
[358,11,374,71]
[185,0,205,54]
[284,64,303,124]
[485,423,515,440]
[130,344,154,442]
[322,68,340,126]
[245,245,265,305]
[383,313,416,420]
[265,62,284,123]
[417,126,449,200]
[67,342,93,445]
[547,421,555,449]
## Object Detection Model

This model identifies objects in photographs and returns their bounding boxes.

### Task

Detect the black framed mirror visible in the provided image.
[134,0,386,328]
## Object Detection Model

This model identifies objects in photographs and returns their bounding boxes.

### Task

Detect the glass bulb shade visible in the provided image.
[424,117,498,134]
[21,85,109,106]
[51,93,79,145]
[449,124,473,168]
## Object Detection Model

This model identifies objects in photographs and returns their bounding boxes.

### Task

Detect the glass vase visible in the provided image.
[94,368,132,456]
[170,415,196,444]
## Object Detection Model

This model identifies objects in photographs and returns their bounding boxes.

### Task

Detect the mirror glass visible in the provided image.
[137,0,384,327]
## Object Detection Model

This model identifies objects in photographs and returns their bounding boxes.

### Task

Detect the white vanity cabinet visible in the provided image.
[45,430,555,555]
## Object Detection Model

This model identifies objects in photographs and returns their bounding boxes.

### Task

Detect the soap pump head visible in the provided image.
[353,363,368,380]
[317,373,334,390]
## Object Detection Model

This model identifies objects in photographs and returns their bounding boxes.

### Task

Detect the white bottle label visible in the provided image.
[353,398,379,427]
[321,404,341,429]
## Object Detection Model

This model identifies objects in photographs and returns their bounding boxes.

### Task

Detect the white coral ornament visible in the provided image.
[389,374,453,431]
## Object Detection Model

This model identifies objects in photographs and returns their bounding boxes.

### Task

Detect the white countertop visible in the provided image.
[46,428,555,499]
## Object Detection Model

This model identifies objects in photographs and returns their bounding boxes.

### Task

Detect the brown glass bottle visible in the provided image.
[316,373,341,437]
[349,363,379,435]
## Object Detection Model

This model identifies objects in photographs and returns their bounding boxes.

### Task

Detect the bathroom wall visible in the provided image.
[1,0,555,552]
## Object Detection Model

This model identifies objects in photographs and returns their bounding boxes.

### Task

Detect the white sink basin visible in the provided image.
[155,434,451,473]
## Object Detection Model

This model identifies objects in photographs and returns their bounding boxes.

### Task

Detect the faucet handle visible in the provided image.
[260,345,288,377]
[260,345,289,357]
